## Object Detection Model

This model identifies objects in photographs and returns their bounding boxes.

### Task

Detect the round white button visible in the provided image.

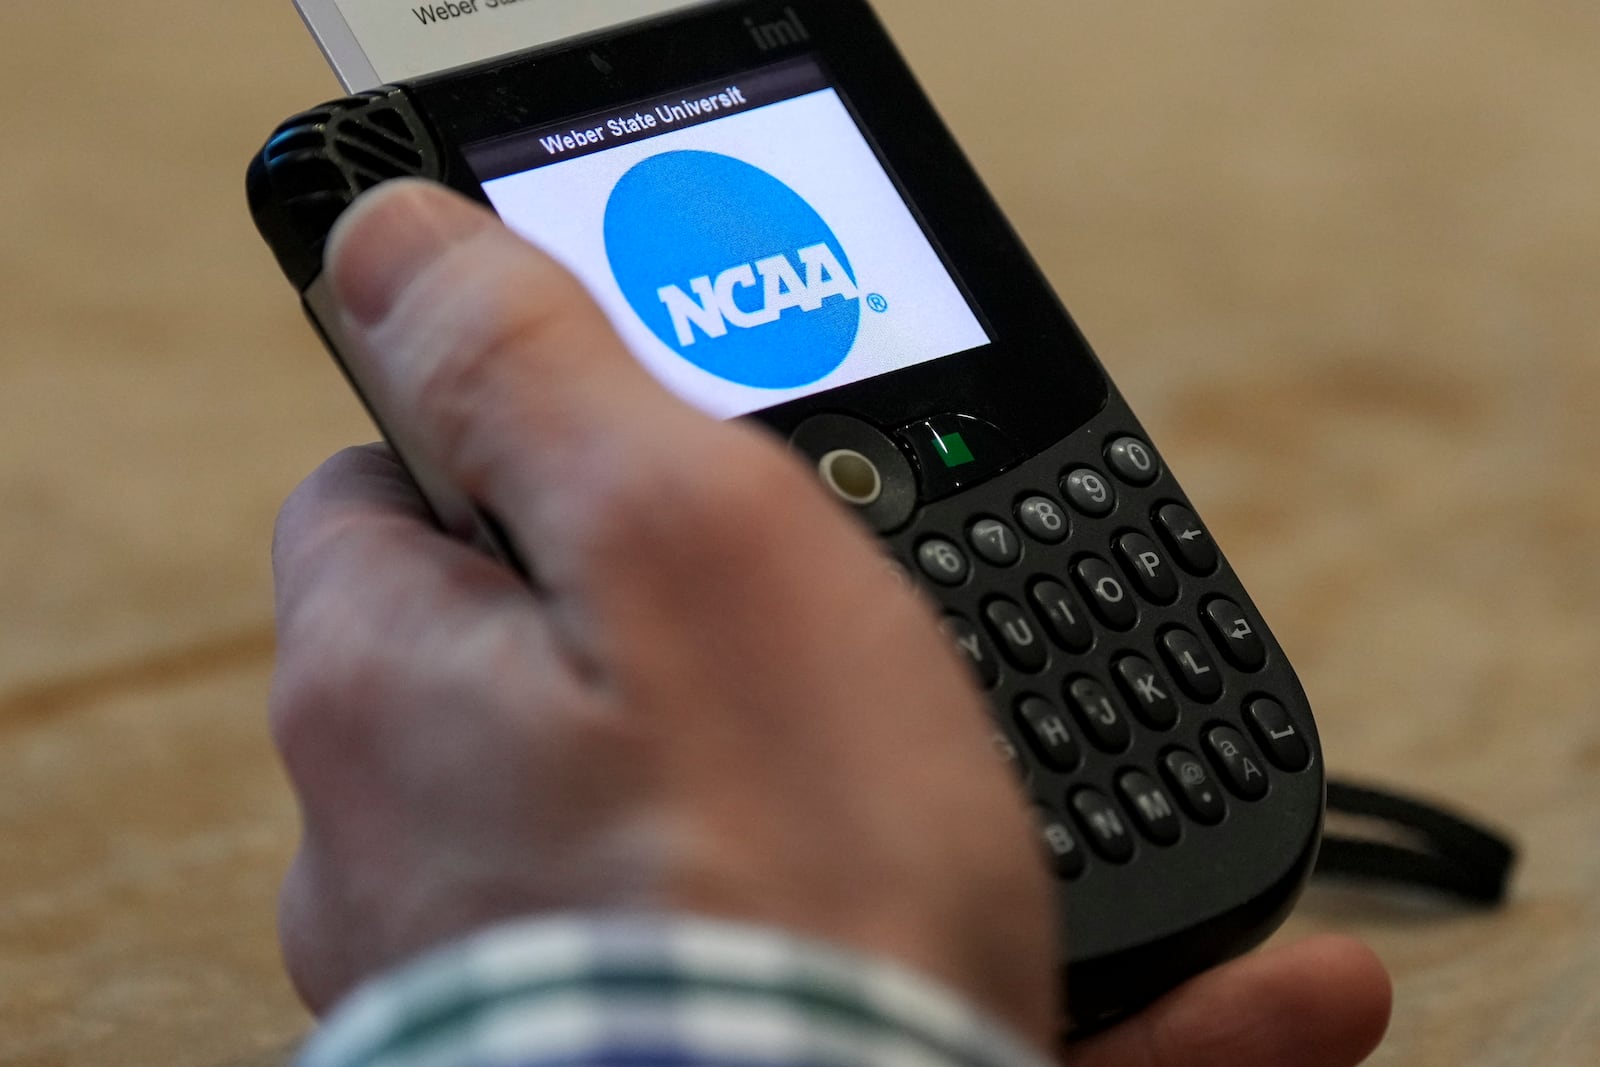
[818,449,884,506]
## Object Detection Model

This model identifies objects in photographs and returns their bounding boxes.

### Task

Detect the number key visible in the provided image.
[968,518,1021,566]
[1062,468,1116,517]
[916,538,969,586]
[1017,495,1069,544]
[1106,436,1160,485]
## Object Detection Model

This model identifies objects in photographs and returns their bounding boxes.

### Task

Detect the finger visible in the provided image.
[271,442,523,634]
[268,443,572,778]
[277,844,343,1014]
[322,180,729,571]
[270,442,430,616]
[1066,936,1392,1067]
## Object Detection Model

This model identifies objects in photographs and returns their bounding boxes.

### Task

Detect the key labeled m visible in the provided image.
[1132,791,1174,824]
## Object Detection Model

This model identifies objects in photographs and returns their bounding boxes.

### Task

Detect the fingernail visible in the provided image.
[324,179,497,328]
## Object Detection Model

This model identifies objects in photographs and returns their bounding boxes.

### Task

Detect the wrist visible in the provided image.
[295,912,1057,1067]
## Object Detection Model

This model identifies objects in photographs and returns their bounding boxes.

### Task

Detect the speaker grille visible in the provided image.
[248,89,446,290]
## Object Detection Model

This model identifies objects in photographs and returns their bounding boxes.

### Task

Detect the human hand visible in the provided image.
[268,180,1390,1063]
[270,177,1058,1041]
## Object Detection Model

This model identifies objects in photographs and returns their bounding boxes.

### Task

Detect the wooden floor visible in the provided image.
[3,2,1597,1064]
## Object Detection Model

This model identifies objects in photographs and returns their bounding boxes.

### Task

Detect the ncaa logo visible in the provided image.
[604,151,862,389]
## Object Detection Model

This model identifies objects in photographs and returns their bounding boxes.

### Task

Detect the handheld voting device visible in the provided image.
[250,0,1324,1027]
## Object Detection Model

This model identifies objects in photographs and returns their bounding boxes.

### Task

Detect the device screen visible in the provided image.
[462,56,991,420]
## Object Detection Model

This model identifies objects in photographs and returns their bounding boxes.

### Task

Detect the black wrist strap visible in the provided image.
[1314,779,1518,906]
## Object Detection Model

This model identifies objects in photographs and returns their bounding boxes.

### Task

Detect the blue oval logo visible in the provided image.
[604,151,861,389]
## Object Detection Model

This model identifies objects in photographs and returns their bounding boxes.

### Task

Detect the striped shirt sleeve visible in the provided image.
[293,915,1055,1067]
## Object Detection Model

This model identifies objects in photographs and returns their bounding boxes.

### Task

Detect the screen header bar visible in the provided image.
[464,57,828,181]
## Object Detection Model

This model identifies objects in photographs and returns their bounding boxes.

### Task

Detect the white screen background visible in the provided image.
[481,89,991,419]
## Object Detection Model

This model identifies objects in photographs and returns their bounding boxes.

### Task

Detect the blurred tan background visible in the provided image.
[2,1,1596,1064]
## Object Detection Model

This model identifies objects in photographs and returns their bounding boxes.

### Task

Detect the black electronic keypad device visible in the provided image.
[250,0,1324,1028]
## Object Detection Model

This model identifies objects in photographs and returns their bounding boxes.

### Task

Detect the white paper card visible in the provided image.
[295,0,715,89]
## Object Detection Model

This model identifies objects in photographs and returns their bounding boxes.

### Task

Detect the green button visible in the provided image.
[896,415,1025,503]
[936,432,977,468]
